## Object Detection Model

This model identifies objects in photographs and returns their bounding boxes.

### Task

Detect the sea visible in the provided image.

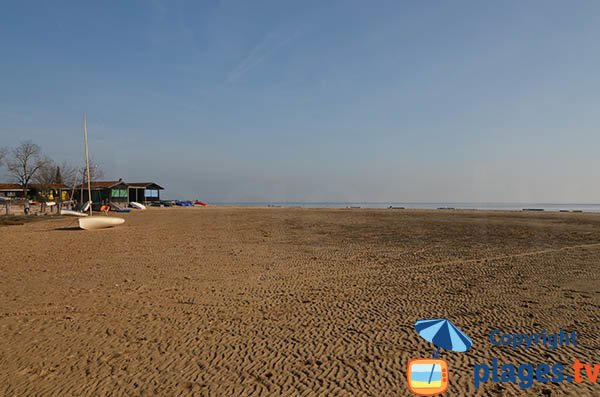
[213,202,600,212]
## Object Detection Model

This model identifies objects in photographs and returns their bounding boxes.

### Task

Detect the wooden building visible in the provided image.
[29,183,70,202]
[74,179,164,207]
[0,184,27,198]
[75,180,130,206]
[128,182,164,204]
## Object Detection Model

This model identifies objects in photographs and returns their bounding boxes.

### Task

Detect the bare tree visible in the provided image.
[58,161,78,188]
[33,160,77,206]
[79,159,104,184]
[6,141,49,196]
[35,160,77,187]
[0,146,7,166]
[0,147,8,214]
[35,161,59,187]
[74,159,104,204]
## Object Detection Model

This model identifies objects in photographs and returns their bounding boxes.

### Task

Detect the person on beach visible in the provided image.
[24,200,30,216]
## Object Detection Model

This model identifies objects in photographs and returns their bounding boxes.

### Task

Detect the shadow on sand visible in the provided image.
[54,226,82,231]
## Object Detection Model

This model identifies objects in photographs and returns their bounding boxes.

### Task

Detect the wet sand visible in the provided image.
[1,207,599,396]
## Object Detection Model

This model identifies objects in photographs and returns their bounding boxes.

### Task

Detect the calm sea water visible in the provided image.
[214,202,600,212]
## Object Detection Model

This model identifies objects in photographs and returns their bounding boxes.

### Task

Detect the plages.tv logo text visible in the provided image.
[474,329,600,389]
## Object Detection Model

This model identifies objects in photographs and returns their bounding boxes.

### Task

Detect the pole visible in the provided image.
[84,112,93,215]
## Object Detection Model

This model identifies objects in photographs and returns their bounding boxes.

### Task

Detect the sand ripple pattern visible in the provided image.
[1,208,599,396]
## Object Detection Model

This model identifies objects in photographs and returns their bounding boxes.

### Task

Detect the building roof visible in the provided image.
[0,183,24,190]
[128,182,164,190]
[30,183,69,189]
[75,180,129,189]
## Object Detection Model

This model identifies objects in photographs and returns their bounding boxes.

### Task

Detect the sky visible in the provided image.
[1,1,600,202]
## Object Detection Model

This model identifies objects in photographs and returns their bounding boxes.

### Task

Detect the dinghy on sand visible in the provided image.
[61,209,88,217]
[78,216,125,230]
[130,201,146,210]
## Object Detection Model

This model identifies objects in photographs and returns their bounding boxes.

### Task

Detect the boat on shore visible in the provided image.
[77,113,125,230]
[79,216,125,230]
[61,209,88,217]
[130,201,146,210]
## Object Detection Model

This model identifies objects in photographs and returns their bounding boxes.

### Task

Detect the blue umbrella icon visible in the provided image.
[415,318,473,384]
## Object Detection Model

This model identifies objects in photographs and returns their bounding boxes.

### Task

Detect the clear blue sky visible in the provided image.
[1,1,599,202]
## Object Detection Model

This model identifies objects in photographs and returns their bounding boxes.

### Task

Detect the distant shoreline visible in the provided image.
[209,202,600,212]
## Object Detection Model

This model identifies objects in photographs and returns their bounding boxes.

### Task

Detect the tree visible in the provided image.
[35,161,59,187]
[79,159,104,184]
[58,161,78,188]
[33,160,76,205]
[0,146,7,166]
[54,166,63,184]
[0,147,8,215]
[35,160,77,187]
[6,141,48,197]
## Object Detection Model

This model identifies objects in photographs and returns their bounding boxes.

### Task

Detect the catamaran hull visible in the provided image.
[78,216,125,230]
[61,210,88,217]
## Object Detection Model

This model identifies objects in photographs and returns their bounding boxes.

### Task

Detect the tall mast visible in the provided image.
[84,112,93,215]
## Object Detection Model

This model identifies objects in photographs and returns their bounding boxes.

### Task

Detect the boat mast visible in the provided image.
[83,112,93,215]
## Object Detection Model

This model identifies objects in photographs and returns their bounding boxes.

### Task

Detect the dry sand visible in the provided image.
[1,207,599,396]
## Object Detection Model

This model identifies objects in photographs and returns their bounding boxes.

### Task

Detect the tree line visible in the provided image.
[0,140,103,199]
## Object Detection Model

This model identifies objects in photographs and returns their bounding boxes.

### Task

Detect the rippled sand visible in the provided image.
[1,207,599,396]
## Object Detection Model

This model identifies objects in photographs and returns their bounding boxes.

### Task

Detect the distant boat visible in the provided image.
[77,113,125,230]
[195,201,208,206]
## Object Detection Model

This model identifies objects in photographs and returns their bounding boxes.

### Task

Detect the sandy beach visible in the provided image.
[1,207,599,396]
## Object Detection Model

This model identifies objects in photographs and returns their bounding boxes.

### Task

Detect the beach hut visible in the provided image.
[75,180,130,207]
[0,183,27,198]
[29,183,70,202]
[128,182,164,204]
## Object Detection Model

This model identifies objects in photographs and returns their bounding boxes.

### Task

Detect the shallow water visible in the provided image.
[215,202,600,212]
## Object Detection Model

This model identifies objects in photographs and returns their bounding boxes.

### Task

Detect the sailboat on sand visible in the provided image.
[78,113,125,230]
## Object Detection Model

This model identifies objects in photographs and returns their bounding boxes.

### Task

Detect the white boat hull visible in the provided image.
[81,201,91,212]
[78,216,125,230]
[130,201,146,210]
[61,209,88,217]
